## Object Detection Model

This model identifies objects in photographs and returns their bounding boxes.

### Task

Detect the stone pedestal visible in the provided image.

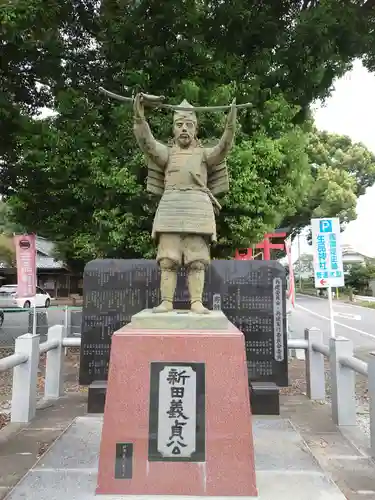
[250,382,280,415]
[96,309,257,497]
[87,381,107,414]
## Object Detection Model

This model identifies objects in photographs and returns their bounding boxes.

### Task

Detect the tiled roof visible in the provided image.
[36,237,56,256]
[37,255,67,270]
[35,236,67,269]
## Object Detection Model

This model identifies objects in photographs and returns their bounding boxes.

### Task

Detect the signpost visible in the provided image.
[14,234,37,335]
[311,218,344,338]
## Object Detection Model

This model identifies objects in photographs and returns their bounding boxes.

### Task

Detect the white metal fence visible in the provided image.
[353,294,375,303]
[0,325,374,459]
[0,326,79,423]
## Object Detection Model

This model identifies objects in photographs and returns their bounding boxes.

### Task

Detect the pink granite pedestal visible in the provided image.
[96,310,257,497]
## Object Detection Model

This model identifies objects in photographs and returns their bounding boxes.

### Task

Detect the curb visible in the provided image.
[1,306,82,313]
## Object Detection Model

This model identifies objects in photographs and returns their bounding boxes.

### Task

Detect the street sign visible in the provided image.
[311,217,344,289]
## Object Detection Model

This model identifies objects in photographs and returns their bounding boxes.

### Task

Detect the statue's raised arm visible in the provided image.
[205,98,237,167]
[133,93,169,167]
[99,82,247,315]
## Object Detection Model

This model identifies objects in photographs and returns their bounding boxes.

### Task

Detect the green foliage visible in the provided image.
[0,201,25,235]
[3,1,375,267]
[345,260,375,294]
[0,0,99,192]
[0,235,16,267]
[357,301,375,308]
[282,129,375,236]
[9,87,310,265]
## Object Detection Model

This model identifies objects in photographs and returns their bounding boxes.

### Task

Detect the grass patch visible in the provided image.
[357,300,375,309]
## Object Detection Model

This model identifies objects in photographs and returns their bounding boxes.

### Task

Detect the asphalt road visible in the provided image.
[2,295,374,360]
[290,294,375,362]
[0,307,81,347]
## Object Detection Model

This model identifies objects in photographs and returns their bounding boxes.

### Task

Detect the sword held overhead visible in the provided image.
[99,86,253,112]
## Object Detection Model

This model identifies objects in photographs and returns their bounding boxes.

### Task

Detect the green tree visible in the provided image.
[281,129,375,237]
[0,201,25,235]
[0,235,16,268]
[345,260,375,295]
[0,0,100,192]
[10,87,310,266]
[4,1,375,266]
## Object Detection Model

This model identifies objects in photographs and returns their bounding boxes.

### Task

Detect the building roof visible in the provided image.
[0,236,67,271]
[35,236,67,270]
[36,237,56,256]
[37,255,66,270]
[342,244,369,259]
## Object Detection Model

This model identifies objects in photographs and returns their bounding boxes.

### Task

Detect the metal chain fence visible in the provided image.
[0,306,82,348]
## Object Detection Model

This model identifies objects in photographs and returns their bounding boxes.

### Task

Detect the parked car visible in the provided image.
[0,309,3,327]
[0,285,52,309]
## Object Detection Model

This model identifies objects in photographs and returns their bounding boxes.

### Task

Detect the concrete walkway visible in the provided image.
[0,393,374,499]
[0,393,87,499]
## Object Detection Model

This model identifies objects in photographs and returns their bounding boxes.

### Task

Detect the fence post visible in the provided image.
[368,352,375,459]
[44,325,65,400]
[329,336,356,426]
[305,327,325,400]
[11,333,40,423]
[287,311,295,359]
[64,306,70,355]
[64,305,70,336]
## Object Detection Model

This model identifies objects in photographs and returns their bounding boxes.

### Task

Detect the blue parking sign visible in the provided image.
[319,219,332,233]
[312,217,344,288]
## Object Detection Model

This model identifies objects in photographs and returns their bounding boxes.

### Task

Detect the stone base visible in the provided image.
[87,381,107,414]
[96,310,257,497]
[130,308,230,330]
[250,382,280,416]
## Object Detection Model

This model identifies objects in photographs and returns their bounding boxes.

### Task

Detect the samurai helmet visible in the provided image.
[173,99,197,124]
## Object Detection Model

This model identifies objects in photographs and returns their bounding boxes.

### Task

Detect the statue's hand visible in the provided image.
[226,97,237,126]
[133,93,145,119]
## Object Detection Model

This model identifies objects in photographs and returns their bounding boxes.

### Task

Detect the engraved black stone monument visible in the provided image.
[79,259,287,414]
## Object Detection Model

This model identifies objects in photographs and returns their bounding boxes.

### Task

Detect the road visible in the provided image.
[0,307,81,347]
[290,294,375,362]
[1,296,374,360]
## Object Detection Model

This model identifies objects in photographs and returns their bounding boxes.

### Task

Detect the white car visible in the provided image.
[0,285,52,309]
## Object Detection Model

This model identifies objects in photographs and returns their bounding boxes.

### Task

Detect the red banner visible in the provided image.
[284,236,295,308]
[14,234,36,298]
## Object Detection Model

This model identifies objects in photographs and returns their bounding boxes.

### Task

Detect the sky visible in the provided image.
[290,59,375,263]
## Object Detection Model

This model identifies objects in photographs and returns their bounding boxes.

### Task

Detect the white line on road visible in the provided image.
[296,304,375,341]
[333,312,361,321]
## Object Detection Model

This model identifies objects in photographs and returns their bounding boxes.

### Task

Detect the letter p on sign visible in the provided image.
[319,219,332,233]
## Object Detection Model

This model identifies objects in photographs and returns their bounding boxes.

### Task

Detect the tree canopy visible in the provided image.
[2,0,375,267]
[282,129,375,236]
[345,260,375,295]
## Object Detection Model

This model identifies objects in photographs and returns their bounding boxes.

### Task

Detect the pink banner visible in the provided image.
[14,234,36,298]
[284,236,295,308]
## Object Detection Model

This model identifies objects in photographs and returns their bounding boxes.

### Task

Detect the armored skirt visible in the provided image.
[151,188,217,242]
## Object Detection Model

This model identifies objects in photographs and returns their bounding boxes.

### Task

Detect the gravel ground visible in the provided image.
[281,356,370,439]
[0,347,86,430]
[0,350,370,437]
